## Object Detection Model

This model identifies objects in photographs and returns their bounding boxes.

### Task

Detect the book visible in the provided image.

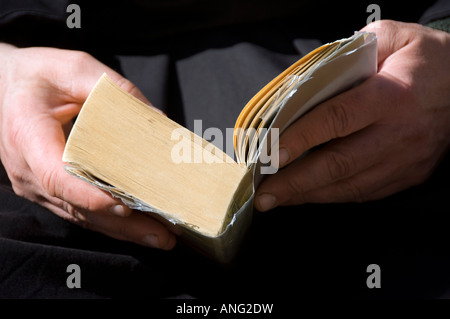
[63,31,377,263]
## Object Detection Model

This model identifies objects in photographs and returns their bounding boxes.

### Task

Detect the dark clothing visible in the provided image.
[1,0,450,300]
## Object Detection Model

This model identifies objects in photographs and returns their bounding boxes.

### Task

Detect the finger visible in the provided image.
[23,115,132,216]
[65,57,166,115]
[75,209,176,250]
[255,124,389,211]
[60,51,153,106]
[276,73,392,169]
[361,20,411,65]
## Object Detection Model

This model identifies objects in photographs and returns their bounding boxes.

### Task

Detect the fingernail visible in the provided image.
[108,204,129,216]
[278,148,290,167]
[142,234,160,248]
[257,193,277,211]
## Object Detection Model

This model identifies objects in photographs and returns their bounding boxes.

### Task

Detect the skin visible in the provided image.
[1,20,449,249]
[255,20,450,211]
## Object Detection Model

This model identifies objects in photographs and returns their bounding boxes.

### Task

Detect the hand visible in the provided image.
[0,44,176,249]
[255,20,450,211]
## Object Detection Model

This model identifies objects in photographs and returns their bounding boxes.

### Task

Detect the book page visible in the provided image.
[251,32,377,184]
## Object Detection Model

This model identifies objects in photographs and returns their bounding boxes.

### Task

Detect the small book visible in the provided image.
[63,32,377,262]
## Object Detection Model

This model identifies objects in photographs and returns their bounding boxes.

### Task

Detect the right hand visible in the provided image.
[254,20,450,211]
[0,43,176,250]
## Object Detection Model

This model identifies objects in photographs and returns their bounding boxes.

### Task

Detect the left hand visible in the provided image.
[254,20,450,211]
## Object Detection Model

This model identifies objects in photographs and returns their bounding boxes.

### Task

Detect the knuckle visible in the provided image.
[64,187,105,213]
[324,149,353,181]
[62,201,77,219]
[398,83,418,108]
[114,77,132,91]
[11,182,26,198]
[409,157,435,187]
[384,75,418,115]
[158,232,172,250]
[291,129,315,157]
[279,132,300,161]
[63,203,90,229]
[72,215,90,230]
[41,170,101,213]
[83,195,105,213]
[281,122,320,161]
[5,164,24,185]
[289,191,308,205]
[7,166,33,198]
[115,220,131,240]
[337,179,365,203]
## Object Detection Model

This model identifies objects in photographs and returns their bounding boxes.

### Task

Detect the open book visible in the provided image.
[63,32,377,262]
